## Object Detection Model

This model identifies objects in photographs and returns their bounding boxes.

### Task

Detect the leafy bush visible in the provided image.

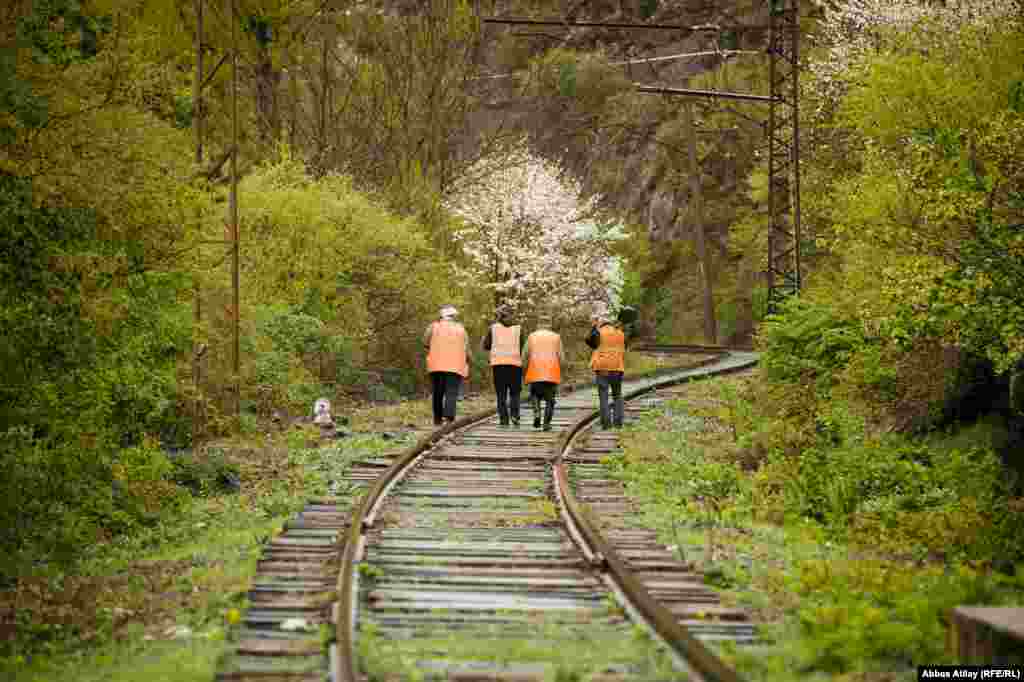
[0,430,190,578]
[0,174,193,578]
[167,448,241,497]
[760,400,1024,562]
[785,559,1024,672]
[758,298,867,388]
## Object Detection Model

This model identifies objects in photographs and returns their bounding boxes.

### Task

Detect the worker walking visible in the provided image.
[587,309,628,429]
[522,313,563,432]
[482,305,523,427]
[424,305,470,426]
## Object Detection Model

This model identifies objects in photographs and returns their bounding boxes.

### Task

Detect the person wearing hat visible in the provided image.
[587,307,629,429]
[423,305,470,426]
[481,305,523,427]
[522,312,563,431]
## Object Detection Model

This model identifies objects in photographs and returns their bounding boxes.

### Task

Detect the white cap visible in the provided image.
[440,305,458,319]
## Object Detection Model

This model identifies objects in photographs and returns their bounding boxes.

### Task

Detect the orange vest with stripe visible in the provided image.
[524,330,562,384]
[427,320,469,377]
[489,323,522,367]
[590,325,625,372]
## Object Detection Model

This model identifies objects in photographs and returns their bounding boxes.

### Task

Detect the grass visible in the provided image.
[609,372,1024,679]
[0,428,405,682]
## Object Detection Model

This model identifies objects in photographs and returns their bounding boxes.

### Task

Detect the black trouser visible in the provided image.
[430,371,463,423]
[595,370,624,428]
[492,364,523,424]
[529,382,557,427]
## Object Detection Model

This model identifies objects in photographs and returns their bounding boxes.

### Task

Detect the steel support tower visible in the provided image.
[767,0,802,312]
[481,3,803,312]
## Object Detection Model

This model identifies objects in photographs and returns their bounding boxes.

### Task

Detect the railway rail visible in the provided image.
[215,345,758,682]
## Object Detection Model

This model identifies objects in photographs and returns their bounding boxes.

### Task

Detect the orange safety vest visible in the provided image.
[426,320,469,378]
[590,324,625,372]
[524,330,562,384]
[489,324,522,367]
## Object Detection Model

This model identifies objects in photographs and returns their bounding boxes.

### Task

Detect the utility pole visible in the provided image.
[320,21,330,164]
[683,100,716,345]
[193,0,204,446]
[229,0,241,424]
[194,0,204,166]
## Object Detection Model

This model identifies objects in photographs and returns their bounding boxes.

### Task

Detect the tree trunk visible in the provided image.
[255,47,280,144]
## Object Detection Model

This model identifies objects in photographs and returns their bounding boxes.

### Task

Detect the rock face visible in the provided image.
[466,0,775,344]
[474,0,770,246]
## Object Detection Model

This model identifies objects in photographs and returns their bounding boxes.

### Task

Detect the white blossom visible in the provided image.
[809,0,1018,115]
[445,145,619,317]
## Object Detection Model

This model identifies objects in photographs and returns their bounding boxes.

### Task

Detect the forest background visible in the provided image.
[2,0,1024,675]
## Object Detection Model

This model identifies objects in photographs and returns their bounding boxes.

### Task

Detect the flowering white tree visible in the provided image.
[809,0,1019,115]
[444,145,619,317]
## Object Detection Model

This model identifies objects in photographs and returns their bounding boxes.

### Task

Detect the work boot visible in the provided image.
[531,397,541,428]
[543,402,555,431]
[511,417,520,427]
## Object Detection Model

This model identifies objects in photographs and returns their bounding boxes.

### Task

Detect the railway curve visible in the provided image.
[336,347,758,682]
[211,345,758,681]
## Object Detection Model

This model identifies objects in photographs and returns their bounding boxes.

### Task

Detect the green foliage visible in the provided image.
[231,152,454,393]
[758,297,866,387]
[0,50,49,142]
[0,430,190,577]
[616,385,1024,678]
[168,448,240,497]
[248,304,356,413]
[16,0,111,66]
[779,560,1024,673]
[523,48,631,111]
[817,20,1024,373]
[0,172,194,577]
[318,0,484,207]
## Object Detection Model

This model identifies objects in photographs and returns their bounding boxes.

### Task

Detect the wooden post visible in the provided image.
[193,0,204,446]
[229,0,240,424]
[684,100,716,345]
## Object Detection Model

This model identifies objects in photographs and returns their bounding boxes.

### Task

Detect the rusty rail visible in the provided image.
[552,351,757,682]
[334,345,752,681]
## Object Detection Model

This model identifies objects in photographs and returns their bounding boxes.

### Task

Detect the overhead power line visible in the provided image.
[482,17,769,32]
[472,49,762,81]
[635,85,775,103]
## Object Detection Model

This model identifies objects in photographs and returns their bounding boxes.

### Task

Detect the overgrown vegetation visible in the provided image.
[6,0,1024,676]
[0,430,398,680]
[612,372,1024,677]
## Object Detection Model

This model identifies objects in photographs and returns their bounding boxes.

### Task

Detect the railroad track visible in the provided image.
[215,346,757,682]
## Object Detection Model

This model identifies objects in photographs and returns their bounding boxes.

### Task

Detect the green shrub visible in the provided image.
[168,447,240,497]
[786,559,1024,672]
[249,304,356,413]
[758,298,867,388]
[0,430,190,578]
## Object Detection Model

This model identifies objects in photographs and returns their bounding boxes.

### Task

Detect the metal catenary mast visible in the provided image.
[482,2,803,316]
